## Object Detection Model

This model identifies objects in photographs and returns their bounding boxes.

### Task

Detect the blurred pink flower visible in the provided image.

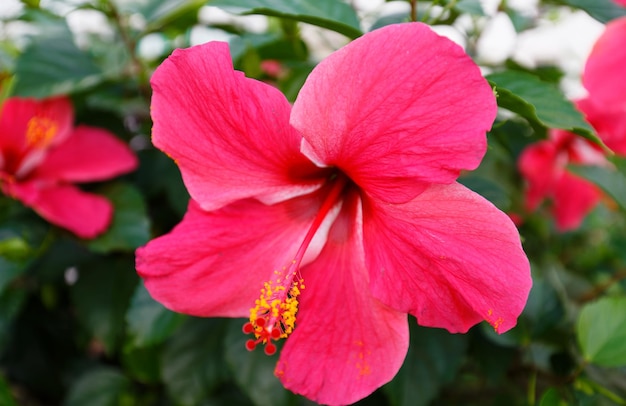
[518,128,606,231]
[136,23,531,405]
[579,16,626,155]
[614,0,626,6]
[0,96,138,238]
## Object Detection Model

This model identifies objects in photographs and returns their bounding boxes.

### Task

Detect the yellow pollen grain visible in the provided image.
[248,277,304,341]
[26,116,58,148]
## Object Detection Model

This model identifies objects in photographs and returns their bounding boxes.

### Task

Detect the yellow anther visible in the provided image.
[26,116,58,148]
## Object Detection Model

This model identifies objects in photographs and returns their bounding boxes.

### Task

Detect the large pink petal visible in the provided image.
[552,171,602,231]
[292,23,496,203]
[362,183,531,334]
[518,139,560,211]
[136,191,332,317]
[151,41,325,211]
[583,17,626,109]
[277,192,408,405]
[28,184,112,238]
[32,126,138,182]
[0,97,73,175]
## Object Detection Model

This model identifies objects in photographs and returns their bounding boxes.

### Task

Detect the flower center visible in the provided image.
[243,173,348,355]
[26,116,58,149]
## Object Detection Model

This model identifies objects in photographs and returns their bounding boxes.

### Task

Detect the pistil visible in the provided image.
[243,173,349,355]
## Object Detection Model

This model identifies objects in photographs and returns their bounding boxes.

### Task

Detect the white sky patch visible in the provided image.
[198,6,268,34]
[431,25,467,49]
[137,32,168,60]
[476,12,517,65]
[188,25,235,46]
[66,8,114,48]
[0,0,23,19]
[512,9,604,98]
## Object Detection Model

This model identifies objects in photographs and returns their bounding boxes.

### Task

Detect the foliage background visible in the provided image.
[2,0,626,405]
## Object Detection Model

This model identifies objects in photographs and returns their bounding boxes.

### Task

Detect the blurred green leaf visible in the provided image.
[570,158,626,212]
[224,319,291,406]
[64,367,131,406]
[455,0,485,16]
[0,374,18,406]
[577,296,626,367]
[12,26,103,97]
[115,0,206,32]
[210,0,363,39]
[539,387,567,406]
[161,318,230,406]
[487,70,602,147]
[126,282,186,347]
[87,183,150,253]
[560,0,626,23]
[122,344,162,384]
[0,258,27,293]
[384,322,468,406]
[71,257,138,354]
[0,236,29,260]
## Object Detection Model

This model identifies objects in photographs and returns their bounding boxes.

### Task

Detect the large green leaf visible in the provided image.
[577,296,626,367]
[87,183,150,253]
[161,318,230,406]
[561,0,626,23]
[210,0,363,39]
[12,26,103,97]
[64,367,132,406]
[125,282,186,347]
[384,322,468,406]
[71,257,138,354]
[570,157,626,211]
[224,319,291,406]
[487,70,603,147]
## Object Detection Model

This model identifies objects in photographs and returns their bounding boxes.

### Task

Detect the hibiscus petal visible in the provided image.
[150,41,324,211]
[0,97,73,174]
[33,126,138,182]
[28,184,112,238]
[578,98,626,155]
[362,183,531,334]
[552,171,602,231]
[277,192,408,406]
[517,138,560,211]
[583,16,626,109]
[292,23,496,203]
[136,192,332,317]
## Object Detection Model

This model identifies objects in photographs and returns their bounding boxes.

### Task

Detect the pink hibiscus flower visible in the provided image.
[0,96,138,238]
[518,128,606,231]
[579,16,626,156]
[136,23,531,405]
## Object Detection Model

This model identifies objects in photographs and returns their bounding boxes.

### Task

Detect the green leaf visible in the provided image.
[455,0,485,16]
[224,319,291,406]
[487,70,603,147]
[71,257,138,354]
[64,367,131,406]
[87,183,150,253]
[121,344,162,384]
[0,257,27,294]
[125,282,186,347]
[561,0,626,23]
[539,388,567,406]
[161,318,230,406]
[569,157,626,211]
[0,374,18,406]
[384,322,468,406]
[12,25,103,97]
[210,0,363,39]
[577,296,626,367]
